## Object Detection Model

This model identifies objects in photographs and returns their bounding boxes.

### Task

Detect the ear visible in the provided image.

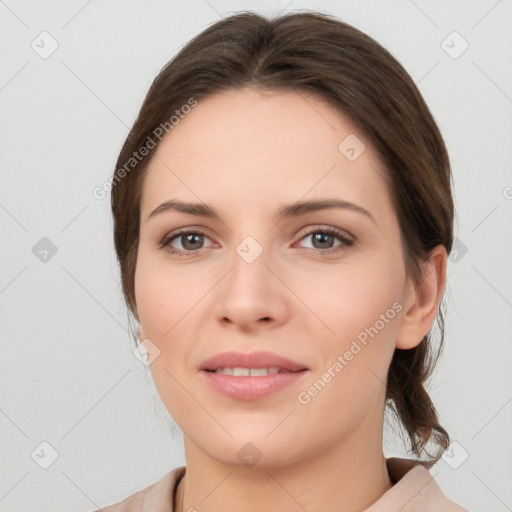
[396,245,447,350]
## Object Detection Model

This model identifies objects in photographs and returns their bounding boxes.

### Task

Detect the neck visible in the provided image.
[177,412,392,512]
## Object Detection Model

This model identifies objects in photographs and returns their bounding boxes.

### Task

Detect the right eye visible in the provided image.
[160,229,215,257]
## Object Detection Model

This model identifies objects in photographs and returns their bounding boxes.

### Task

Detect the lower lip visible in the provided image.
[201,370,309,401]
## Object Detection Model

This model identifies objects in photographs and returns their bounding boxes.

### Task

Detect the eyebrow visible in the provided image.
[146,198,375,224]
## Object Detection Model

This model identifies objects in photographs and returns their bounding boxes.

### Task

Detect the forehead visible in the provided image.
[141,87,390,217]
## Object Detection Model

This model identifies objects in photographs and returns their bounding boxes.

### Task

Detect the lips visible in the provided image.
[199,350,308,373]
[199,350,309,400]
[200,351,310,401]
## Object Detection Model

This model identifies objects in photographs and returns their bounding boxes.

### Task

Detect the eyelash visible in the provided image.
[159,226,354,258]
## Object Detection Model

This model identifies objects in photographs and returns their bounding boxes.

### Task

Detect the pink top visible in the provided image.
[97,458,468,511]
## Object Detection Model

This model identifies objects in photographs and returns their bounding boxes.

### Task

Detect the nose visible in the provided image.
[212,246,289,332]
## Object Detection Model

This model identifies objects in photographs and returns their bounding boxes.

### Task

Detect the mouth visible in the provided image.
[199,351,309,401]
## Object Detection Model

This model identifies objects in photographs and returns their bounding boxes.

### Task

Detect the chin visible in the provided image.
[188,424,308,469]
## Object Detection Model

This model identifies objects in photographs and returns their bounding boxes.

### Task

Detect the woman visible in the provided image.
[99,10,468,511]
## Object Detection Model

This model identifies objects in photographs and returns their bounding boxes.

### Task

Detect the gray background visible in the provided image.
[1,0,511,510]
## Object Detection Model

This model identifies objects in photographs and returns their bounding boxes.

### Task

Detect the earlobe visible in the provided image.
[396,245,447,350]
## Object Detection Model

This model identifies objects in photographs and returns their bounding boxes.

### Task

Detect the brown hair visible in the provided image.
[111,10,453,465]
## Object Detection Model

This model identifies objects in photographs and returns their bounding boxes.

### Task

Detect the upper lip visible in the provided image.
[200,350,308,372]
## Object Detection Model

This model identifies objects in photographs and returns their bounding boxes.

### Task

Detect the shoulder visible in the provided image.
[364,457,469,511]
[93,466,186,512]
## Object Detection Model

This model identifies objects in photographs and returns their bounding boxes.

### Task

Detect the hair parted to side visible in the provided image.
[111,11,454,465]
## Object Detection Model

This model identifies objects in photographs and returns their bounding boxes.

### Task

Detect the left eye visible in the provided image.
[297,228,354,252]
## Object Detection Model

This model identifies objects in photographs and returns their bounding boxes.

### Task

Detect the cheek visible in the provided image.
[290,255,403,399]
[134,253,218,412]
[291,253,404,342]
[134,250,213,339]
[294,282,401,433]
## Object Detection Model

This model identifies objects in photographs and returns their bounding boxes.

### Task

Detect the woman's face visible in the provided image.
[135,87,415,468]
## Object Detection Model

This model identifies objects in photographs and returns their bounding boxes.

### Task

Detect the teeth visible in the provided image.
[214,367,281,376]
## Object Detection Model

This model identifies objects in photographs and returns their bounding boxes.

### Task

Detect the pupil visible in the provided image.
[183,234,202,250]
[313,233,332,249]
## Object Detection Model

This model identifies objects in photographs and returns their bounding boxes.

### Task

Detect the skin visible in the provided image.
[134,86,447,512]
